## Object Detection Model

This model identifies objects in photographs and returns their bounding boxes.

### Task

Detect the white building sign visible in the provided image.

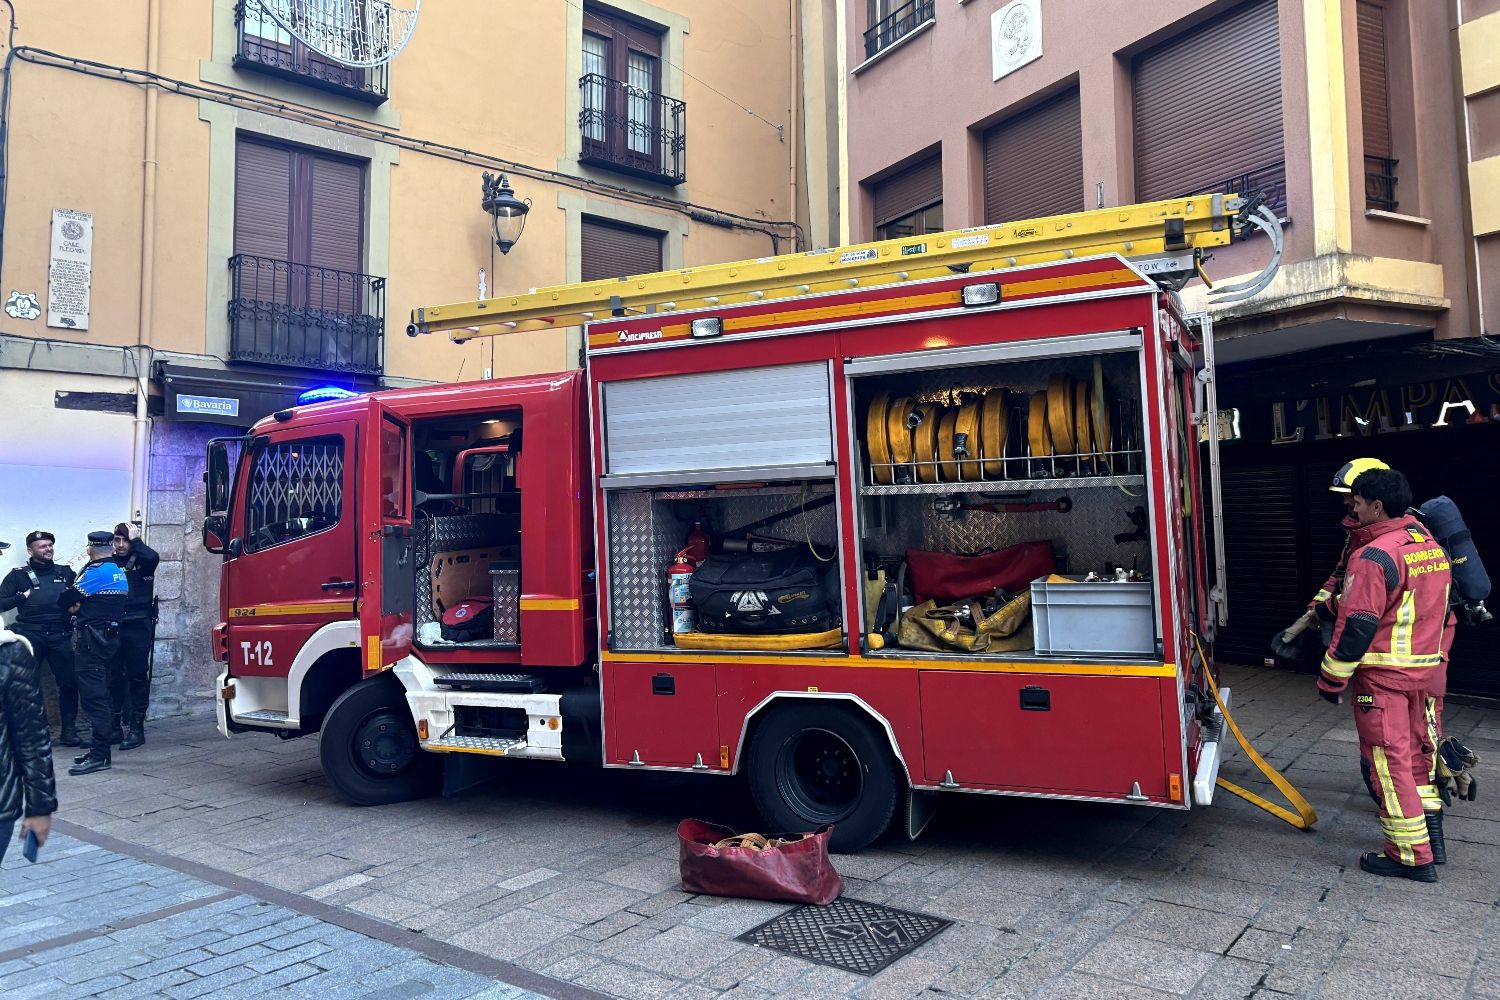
[48,208,93,331]
[992,0,1043,82]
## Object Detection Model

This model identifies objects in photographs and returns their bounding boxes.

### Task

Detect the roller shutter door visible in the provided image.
[582,217,664,282]
[871,154,942,227]
[983,89,1083,224]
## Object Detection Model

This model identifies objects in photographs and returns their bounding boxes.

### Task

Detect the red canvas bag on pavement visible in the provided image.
[906,540,1056,603]
[677,819,843,905]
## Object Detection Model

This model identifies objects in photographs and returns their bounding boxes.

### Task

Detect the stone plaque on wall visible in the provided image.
[48,207,92,331]
[992,0,1043,82]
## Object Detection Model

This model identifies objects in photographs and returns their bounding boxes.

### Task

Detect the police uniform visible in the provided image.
[0,531,80,744]
[112,529,159,749]
[60,532,129,774]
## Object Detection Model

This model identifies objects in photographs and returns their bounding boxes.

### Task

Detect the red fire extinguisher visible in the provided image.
[668,549,696,635]
[684,519,711,564]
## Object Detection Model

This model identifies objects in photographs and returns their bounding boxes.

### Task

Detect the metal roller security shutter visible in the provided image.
[582,216,664,282]
[1357,1,1392,160]
[603,362,834,477]
[1133,0,1283,202]
[983,89,1083,224]
[871,154,942,227]
[1213,465,1301,664]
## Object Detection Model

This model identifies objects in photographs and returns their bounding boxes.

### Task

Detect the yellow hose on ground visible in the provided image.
[1194,633,1319,830]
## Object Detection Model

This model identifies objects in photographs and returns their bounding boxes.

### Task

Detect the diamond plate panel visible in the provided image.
[738,898,951,976]
[607,485,840,650]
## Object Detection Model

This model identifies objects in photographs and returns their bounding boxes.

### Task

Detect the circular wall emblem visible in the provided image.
[999,5,1034,62]
[61,220,85,241]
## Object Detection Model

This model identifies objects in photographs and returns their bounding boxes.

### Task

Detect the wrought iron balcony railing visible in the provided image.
[864,0,935,59]
[233,0,389,105]
[228,254,385,376]
[1180,160,1288,220]
[579,72,686,186]
[1365,155,1399,213]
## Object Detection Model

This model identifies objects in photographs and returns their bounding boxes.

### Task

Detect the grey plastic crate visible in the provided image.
[1030,575,1155,656]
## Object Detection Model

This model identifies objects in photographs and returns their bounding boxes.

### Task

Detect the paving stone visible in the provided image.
[614,925,747,979]
[576,961,684,1000]
[449,911,581,961]
[1030,973,1180,999]
[1115,900,1249,954]
[1075,934,1220,995]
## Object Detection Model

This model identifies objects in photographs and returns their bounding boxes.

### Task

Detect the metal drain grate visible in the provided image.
[737,897,952,976]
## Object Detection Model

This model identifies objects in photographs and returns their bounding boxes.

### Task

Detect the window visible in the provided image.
[871,153,942,241]
[865,0,935,59]
[246,437,345,552]
[380,417,407,519]
[231,136,384,374]
[1133,0,1285,215]
[579,6,684,184]
[581,216,664,281]
[1358,0,1398,212]
[983,90,1083,224]
[235,0,388,104]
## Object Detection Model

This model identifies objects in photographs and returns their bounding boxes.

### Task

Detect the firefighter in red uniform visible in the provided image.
[1316,468,1452,881]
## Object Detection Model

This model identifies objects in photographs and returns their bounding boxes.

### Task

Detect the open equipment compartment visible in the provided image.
[604,480,842,653]
[849,333,1163,660]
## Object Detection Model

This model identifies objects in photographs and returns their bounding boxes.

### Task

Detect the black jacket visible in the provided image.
[114,540,160,622]
[0,630,57,823]
[0,559,76,633]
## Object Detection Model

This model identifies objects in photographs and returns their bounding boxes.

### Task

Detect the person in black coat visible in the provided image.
[110,523,159,750]
[0,530,80,746]
[0,540,58,864]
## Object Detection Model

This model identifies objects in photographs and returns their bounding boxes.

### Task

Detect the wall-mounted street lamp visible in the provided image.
[481,171,531,255]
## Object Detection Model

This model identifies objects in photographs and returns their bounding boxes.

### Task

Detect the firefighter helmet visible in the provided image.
[1330,457,1390,493]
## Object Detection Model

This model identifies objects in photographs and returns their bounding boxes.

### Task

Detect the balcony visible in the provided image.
[1365,155,1399,213]
[233,0,389,105]
[579,73,686,186]
[1182,160,1288,219]
[228,255,385,376]
[864,0,935,60]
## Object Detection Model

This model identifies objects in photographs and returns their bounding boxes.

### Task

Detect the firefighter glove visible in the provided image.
[1436,737,1480,804]
[1317,686,1342,705]
[1272,610,1320,661]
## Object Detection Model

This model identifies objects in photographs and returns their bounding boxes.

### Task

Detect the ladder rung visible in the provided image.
[411,194,1243,341]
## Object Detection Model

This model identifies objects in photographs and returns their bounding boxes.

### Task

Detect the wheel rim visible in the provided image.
[775,727,863,824]
[351,709,416,777]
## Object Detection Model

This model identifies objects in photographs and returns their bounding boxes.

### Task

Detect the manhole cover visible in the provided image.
[737,897,952,976]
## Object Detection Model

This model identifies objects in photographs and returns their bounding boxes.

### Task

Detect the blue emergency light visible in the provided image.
[297,385,362,405]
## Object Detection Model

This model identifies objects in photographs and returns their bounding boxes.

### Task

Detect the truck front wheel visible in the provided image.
[320,674,439,805]
[746,702,901,853]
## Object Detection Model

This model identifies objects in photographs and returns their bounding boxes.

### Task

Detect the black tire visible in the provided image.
[746,701,901,853]
[320,674,440,805]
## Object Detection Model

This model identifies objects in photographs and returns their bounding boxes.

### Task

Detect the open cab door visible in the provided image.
[359,400,415,674]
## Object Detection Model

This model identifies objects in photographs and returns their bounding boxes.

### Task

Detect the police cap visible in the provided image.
[86,530,115,547]
[25,530,54,546]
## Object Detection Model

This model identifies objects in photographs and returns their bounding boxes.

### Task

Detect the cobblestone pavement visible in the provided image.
[0,832,564,999]
[11,664,1500,999]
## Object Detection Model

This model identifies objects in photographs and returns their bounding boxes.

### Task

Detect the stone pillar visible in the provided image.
[145,421,228,719]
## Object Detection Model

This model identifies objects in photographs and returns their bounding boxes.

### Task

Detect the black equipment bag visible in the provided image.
[690,548,838,634]
[441,597,494,642]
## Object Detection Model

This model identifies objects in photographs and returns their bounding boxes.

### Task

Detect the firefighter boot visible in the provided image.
[1426,811,1446,865]
[1359,851,1438,883]
[68,750,112,776]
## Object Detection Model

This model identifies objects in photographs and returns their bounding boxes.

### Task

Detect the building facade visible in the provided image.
[0,0,840,716]
[843,0,1500,696]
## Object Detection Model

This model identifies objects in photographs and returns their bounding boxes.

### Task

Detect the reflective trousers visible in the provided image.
[1351,678,1441,867]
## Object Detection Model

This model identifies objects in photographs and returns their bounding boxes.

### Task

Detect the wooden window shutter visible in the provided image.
[983,89,1083,224]
[1357,1,1391,161]
[307,154,366,276]
[1132,0,1283,202]
[234,138,292,261]
[581,216,664,281]
[871,154,942,228]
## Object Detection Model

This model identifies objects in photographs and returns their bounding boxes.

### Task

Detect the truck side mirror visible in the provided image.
[203,514,228,555]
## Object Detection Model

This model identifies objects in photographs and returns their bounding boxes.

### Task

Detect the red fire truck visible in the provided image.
[204,195,1282,850]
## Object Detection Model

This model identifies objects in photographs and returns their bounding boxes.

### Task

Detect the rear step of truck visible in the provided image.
[425,732,529,754]
[433,672,548,693]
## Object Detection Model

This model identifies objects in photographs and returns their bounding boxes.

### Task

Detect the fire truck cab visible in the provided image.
[206,195,1280,850]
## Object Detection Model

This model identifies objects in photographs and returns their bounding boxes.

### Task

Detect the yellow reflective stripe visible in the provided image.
[229,601,356,618]
[1372,747,1405,819]
[1392,591,1416,658]
[1424,698,1440,783]
[1313,589,1332,603]
[1321,655,1358,679]
[1361,652,1442,668]
[1418,784,1443,811]
[519,598,581,611]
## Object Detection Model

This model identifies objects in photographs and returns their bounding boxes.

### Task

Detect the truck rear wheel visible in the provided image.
[320,674,439,805]
[746,702,901,853]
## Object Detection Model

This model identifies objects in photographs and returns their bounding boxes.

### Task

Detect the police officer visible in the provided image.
[0,531,81,746]
[59,531,129,776]
[111,522,159,750]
